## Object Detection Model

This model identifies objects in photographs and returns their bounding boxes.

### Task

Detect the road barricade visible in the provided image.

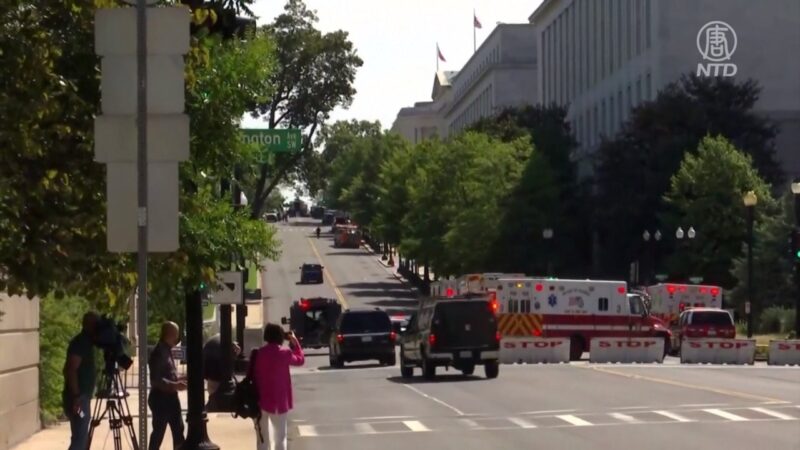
[589,337,664,363]
[500,337,570,364]
[767,340,800,366]
[680,338,755,365]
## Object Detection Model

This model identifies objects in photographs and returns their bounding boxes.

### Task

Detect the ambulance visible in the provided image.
[494,278,672,360]
[430,273,525,298]
[645,283,723,326]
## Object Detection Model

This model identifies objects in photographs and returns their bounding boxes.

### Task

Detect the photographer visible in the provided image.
[148,321,187,450]
[252,324,305,450]
[62,311,98,450]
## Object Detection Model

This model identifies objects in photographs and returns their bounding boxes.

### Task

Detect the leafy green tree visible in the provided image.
[594,74,781,277]
[373,138,418,250]
[320,120,383,207]
[248,0,363,218]
[728,192,798,312]
[663,136,777,288]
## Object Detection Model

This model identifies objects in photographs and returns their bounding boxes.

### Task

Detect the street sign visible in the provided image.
[241,128,302,155]
[210,271,244,305]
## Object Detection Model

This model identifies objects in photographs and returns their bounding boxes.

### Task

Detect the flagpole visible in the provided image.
[473,9,476,53]
[436,43,439,72]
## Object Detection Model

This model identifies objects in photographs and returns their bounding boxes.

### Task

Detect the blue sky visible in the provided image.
[241,0,543,131]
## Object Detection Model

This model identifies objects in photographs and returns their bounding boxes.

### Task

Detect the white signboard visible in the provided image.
[210,271,244,305]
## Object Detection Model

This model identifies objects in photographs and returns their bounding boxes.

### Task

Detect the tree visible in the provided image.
[318,120,383,205]
[728,192,798,312]
[471,104,590,275]
[594,74,782,277]
[663,136,777,288]
[248,0,363,218]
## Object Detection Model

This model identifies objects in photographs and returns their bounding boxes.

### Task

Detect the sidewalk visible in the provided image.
[11,388,265,450]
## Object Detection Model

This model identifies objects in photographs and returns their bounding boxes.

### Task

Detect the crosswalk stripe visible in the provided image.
[403,420,431,432]
[704,409,749,421]
[354,423,376,434]
[508,417,537,428]
[653,410,693,422]
[750,407,796,420]
[609,412,639,423]
[460,418,480,428]
[297,425,318,437]
[556,415,593,426]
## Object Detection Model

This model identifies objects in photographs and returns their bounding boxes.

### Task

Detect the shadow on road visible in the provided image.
[323,250,368,256]
[385,374,484,384]
[317,362,386,371]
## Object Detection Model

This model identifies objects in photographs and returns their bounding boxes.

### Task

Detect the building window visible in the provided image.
[626,0,632,61]
[600,0,605,79]
[645,0,651,49]
[635,0,641,55]
[617,0,623,69]
[608,0,614,76]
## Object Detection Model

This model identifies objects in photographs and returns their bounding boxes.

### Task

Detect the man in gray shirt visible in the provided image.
[148,321,186,450]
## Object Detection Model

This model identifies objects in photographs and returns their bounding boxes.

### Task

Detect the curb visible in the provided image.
[361,243,414,289]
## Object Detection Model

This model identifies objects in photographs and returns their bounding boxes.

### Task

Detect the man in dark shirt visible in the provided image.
[148,321,187,450]
[62,312,98,450]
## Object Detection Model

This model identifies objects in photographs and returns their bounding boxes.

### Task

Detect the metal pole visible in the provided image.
[135,1,149,448]
[747,206,754,338]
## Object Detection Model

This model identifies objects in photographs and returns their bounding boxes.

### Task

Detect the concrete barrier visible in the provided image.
[500,338,570,364]
[589,337,665,363]
[680,338,755,365]
[767,340,800,366]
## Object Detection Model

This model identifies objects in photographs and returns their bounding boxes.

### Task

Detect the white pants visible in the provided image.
[255,411,288,450]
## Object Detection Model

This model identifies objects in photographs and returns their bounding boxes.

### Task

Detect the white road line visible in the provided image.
[353,415,414,421]
[460,418,480,428]
[403,420,431,432]
[653,410,693,422]
[679,403,728,408]
[750,407,797,420]
[614,406,653,410]
[297,425,318,437]
[521,408,577,415]
[507,417,537,428]
[354,423,376,434]
[402,384,465,416]
[609,412,639,423]
[704,409,749,421]
[556,415,593,426]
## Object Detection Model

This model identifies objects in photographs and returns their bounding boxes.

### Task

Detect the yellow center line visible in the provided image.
[584,365,787,403]
[307,238,349,309]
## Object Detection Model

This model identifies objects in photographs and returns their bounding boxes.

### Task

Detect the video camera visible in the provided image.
[94,316,133,373]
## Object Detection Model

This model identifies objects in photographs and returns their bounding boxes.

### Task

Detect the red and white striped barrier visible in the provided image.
[680,339,755,365]
[500,338,570,364]
[589,337,664,363]
[768,340,800,366]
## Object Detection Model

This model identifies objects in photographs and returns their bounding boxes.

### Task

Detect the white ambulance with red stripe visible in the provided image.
[645,283,723,325]
[494,278,672,360]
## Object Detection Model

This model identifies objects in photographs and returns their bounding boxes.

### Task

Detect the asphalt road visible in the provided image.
[262,219,800,450]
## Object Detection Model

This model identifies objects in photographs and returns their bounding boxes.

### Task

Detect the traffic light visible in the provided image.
[792,229,800,263]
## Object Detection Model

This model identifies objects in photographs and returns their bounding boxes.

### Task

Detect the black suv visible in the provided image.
[299,263,323,284]
[400,296,500,379]
[329,309,396,368]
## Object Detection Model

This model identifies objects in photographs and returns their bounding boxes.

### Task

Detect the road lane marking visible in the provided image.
[402,384,465,416]
[354,423,376,434]
[307,238,349,309]
[460,418,480,428]
[750,407,796,420]
[587,366,786,403]
[521,408,577,415]
[353,415,414,421]
[679,403,728,408]
[704,409,749,421]
[653,410,693,422]
[507,417,537,428]
[556,415,593,426]
[297,425,318,437]
[609,412,639,423]
[402,420,430,432]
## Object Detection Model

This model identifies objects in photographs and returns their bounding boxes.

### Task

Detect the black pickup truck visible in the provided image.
[282,297,342,349]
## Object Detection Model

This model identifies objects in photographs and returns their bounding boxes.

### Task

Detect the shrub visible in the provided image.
[758,306,796,334]
[39,295,89,425]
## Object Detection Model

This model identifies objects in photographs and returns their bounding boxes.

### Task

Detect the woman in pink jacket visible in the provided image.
[253,323,305,450]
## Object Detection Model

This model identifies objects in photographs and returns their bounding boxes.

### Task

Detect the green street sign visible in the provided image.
[241,128,302,154]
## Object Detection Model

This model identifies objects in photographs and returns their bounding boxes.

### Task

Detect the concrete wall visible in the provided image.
[0,294,40,450]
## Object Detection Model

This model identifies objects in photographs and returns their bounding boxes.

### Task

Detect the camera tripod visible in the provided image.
[87,366,138,450]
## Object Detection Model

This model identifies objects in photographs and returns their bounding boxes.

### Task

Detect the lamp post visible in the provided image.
[642,229,662,284]
[791,181,800,336]
[676,226,696,279]
[543,228,554,276]
[743,190,758,338]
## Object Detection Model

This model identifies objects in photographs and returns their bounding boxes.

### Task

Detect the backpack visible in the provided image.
[233,349,261,420]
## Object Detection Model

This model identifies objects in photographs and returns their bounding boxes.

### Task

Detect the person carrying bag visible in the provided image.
[251,323,305,450]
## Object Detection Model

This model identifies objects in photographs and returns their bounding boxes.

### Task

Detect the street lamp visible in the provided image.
[743,191,758,338]
[542,228,554,276]
[642,229,662,284]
